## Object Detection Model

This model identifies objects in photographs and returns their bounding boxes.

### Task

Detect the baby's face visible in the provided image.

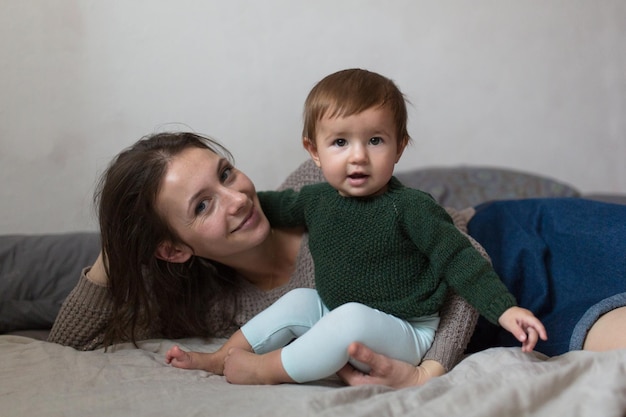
[307,106,403,197]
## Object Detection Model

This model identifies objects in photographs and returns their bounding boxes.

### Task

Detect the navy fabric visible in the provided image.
[466,198,626,356]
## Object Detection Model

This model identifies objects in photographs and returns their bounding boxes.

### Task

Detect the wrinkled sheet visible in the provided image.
[1,335,625,417]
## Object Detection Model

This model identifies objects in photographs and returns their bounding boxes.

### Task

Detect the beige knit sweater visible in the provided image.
[48,160,481,371]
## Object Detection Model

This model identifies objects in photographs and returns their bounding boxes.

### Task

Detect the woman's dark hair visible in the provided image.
[96,132,240,347]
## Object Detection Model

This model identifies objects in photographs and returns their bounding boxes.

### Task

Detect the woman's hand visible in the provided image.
[336,342,446,388]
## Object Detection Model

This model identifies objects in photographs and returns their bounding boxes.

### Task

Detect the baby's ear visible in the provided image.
[303,137,321,168]
[155,241,193,263]
[395,135,410,162]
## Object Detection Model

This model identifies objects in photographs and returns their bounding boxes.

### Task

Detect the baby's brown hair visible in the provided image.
[302,68,411,148]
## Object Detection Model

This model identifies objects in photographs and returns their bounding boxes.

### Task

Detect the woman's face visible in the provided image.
[155,146,270,264]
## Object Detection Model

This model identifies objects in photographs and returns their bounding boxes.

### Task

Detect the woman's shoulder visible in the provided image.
[277,160,325,191]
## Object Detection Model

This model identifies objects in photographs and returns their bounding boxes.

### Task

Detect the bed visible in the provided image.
[2,162,626,417]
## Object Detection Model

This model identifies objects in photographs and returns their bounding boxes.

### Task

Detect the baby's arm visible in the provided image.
[498,307,548,352]
[257,189,307,228]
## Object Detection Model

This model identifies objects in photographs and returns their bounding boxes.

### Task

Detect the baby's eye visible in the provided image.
[369,137,383,145]
[333,138,347,147]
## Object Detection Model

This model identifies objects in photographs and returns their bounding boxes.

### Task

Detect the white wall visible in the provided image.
[1,0,624,234]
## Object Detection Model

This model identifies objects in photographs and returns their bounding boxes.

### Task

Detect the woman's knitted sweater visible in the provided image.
[258,177,515,324]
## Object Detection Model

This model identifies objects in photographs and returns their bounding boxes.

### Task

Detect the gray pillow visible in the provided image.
[0,232,100,332]
[395,166,581,208]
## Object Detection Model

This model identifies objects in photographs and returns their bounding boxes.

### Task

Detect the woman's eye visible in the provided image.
[195,199,210,215]
[369,136,383,145]
[333,138,347,147]
[220,167,233,182]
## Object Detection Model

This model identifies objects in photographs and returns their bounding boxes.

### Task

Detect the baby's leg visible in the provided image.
[220,288,326,385]
[223,348,294,385]
[241,288,327,353]
[166,329,252,375]
[281,303,439,383]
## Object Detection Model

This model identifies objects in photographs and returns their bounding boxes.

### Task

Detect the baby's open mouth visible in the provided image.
[348,173,367,179]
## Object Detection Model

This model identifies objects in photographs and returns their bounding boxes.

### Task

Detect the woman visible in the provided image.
[49,131,478,386]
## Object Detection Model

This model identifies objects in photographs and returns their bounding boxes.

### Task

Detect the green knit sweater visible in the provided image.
[258,177,516,324]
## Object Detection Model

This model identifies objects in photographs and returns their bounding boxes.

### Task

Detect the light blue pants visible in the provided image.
[240,288,439,383]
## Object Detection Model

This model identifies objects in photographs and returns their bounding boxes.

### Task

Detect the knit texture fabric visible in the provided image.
[259,177,516,323]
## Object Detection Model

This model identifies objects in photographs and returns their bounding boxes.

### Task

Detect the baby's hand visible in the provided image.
[498,307,548,352]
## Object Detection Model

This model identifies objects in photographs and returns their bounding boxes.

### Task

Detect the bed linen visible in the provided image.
[2,335,625,417]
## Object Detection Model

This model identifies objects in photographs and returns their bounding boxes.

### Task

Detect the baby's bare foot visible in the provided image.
[223,348,292,385]
[165,345,195,369]
[223,348,266,384]
[165,345,225,375]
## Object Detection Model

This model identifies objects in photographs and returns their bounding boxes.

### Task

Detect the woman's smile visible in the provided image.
[231,205,258,233]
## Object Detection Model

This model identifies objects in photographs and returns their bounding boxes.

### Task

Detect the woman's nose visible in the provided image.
[224,188,249,214]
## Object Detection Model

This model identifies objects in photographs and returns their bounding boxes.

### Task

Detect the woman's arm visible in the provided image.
[416,207,483,371]
[47,256,113,350]
[48,251,158,350]
[421,290,478,370]
[48,252,113,350]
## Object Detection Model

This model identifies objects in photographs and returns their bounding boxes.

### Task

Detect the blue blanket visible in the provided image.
[467,198,626,356]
